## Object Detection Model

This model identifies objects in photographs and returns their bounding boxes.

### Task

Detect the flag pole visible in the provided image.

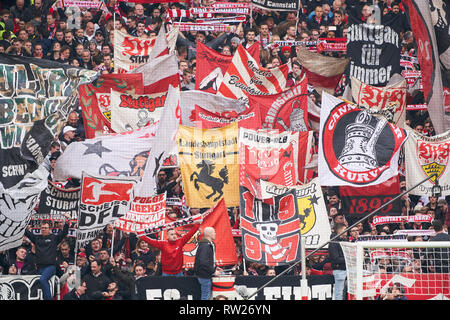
[245,173,439,300]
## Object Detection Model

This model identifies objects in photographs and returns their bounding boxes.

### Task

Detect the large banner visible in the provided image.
[79,73,144,139]
[177,122,239,208]
[251,0,298,11]
[0,55,96,187]
[0,275,58,300]
[339,175,402,217]
[217,45,291,104]
[248,77,309,131]
[195,41,259,94]
[136,275,334,300]
[54,122,158,181]
[239,128,297,199]
[260,178,332,249]
[76,172,138,249]
[114,29,177,73]
[37,180,80,220]
[318,93,407,187]
[405,129,450,197]
[114,193,166,233]
[110,90,165,132]
[239,186,301,266]
[351,76,407,127]
[346,17,402,86]
[0,165,48,251]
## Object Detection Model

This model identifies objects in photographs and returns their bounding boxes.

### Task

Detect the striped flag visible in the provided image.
[217,45,291,104]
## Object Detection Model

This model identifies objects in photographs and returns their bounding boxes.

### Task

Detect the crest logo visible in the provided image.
[417,140,450,182]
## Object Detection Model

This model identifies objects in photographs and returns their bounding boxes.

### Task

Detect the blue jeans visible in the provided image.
[333,269,347,300]
[37,265,56,300]
[197,277,212,300]
[162,272,184,277]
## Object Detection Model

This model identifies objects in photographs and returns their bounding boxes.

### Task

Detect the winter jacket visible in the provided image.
[328,232,347,271]
[140,224,200,275]
[24,222,69,269]
[194,239,216,279]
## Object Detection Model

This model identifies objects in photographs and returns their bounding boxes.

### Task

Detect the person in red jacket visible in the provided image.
[138,218,203,276]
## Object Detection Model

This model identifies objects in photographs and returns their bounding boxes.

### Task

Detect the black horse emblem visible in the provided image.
[190,160,229,201]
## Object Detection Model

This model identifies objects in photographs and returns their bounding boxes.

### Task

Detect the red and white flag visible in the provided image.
[218,45,291,104]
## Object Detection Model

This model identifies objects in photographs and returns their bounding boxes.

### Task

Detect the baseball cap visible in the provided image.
[63,126,76,134]
[77,252,86,258]
[282,46,291,53]
[437,199,447,206]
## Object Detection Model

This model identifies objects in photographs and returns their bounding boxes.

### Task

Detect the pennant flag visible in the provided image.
[403,0,450,134]
[248,75,309,131]
[318,93,407,187]
[0,55,97,188]
[79,73,144,139]
[239,186,301,266]
[260,178,332,249]
[37,180,81,220]
[76,172,138,249]
[114,193,166,233]
[345,15,402,87]
[195,41,259,94]
[53,122,158,181]
[239,128,297,199]
[339,175,402,218]
[110,89,165,132]
[351,75,407,127]
[405,129,450,197]
[148,25,178,61]
[217,45,291,104]
[194,102,261,129]
[0,165,49,251]
[177,122,239,208]
[296,46,349,95]
[136,85,181,197]
[251,0,298,11]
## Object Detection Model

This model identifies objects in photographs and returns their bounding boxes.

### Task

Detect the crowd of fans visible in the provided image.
[0,0,449,300]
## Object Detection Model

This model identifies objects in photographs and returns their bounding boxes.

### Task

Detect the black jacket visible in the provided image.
[24,222,69,269]
[194,239,216,279]
[82,272,112,300]
[328,233,347,271]
[63,289,88,300]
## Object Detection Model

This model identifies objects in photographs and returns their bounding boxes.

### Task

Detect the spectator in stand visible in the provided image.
[328,222,348,300]
[181,67,195,91]
[56,241,74,277]
[138,217,202,276]
[10,246,36,275]
[436,199,449,227]
[63,281,88,300]
[59,125,77,152]
[24,213,71,300]
[428,220,450,273]
[82,259,112,300]
[194,226,223,300]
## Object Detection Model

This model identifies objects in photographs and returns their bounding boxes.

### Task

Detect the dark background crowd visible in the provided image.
[0,0,449,301]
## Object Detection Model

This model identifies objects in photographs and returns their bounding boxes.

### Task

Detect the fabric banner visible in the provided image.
[196,16,247,24]
[53,122,158,181]
[239,128,297,199]
[239,186,301,266]
[114,29,177,73]
[180,90,247,127]
[296,46,349,94]
[110,89,165,132]
[136,85,180,197]
[339,175,402,217]
[251,0,298,11]
[161,198,237,268]
[345,18,402,86]
[76,172,138,249]
[351,76,407,127]
[217,45,291,104]
[140,213,203,235]
[191,2,251,15]
[404,129,450,197]
[114,193,166,233]
[0,165,48,251]
[79,73,144,139]
[403,0,450,134]
[318,93,407,187]
[195,41,259,94]
[0,55,97,187]
[177,123,239,208]
[170,23,236,33]
[371,214,433,226]
[37,180,80,220]
[194,103,260,129]
[0,275,58,300]
[260,178,332,249]
[248,76,309,131]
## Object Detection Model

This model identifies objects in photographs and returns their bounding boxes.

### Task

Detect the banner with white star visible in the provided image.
[53,123,158,182]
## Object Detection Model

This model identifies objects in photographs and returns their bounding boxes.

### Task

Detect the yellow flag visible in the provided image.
[177,122,239,208]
